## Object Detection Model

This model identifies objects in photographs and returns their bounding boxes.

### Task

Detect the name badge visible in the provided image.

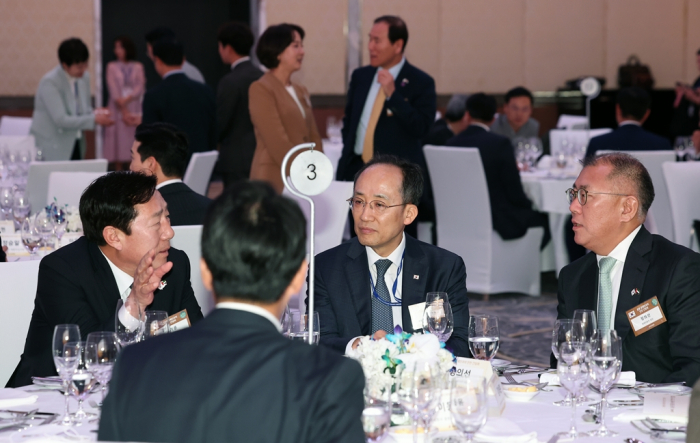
[407,302,426,331]
[168,309,190,332]
[0,220,15,234]
[626,296,667,336]
[451,357,494,380]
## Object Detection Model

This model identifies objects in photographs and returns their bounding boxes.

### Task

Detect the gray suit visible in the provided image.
[30,65,95,161]
[490,114,540,141]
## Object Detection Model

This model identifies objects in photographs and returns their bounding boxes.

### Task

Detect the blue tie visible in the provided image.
[597,257,617,331]
[371,259,394,334]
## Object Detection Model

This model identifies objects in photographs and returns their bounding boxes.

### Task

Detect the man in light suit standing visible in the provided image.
[31,38,113,160]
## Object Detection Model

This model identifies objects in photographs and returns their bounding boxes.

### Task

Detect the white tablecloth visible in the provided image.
[322,139,343,176]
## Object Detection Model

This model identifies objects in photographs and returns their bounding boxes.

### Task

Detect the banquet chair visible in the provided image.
[0,116,32,136]
[0,260,41,386]
[598,150,675,240]
[424,146,543,296]
[170,225,215,316]
[27,159,108,216]
[183,151,218,196]
[662,162,700,247]
[47,172,106,208]
[549,128,612,160]
[556,114,588,130]
[0,135,37,158]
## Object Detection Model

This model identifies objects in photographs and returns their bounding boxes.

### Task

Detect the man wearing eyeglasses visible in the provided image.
[554,153,700,385]
[309,155,470,357]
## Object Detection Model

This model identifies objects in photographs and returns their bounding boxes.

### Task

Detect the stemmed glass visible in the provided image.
[280,304,292,336]
[468,315,500,362]
[551,319,584,406]
[85,331,120,404]
[52,325,81,426]
[573,309,597,401]
[50,204,68,247]
[423,293,448,337]
[12,191,30,230]
[362,379,391,442]
[34,210,56,252]
[420,370,448,442]
[0,186,12,220]
[21,218,41,259]
[115,299,145,346]
[396,361,439,443]
[288,312,320,344]
[588,329,622,437]
[556,342,591,440]
[143,310,169,339]
[67,341,97,421]
[449,376,488,443]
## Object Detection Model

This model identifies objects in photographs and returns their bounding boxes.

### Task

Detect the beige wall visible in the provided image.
[265,0,700,94]
[0,0,95,96]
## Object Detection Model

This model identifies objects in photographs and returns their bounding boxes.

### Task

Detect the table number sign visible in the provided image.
[0,220,15,234]
[450,357,505,415]
[2,233,25,255]
[643,393,690,422]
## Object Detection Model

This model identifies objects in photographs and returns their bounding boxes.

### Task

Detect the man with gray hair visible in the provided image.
[553,152,700,385]
[422,94,469,147]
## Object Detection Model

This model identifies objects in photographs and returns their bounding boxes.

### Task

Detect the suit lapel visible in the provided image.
[57,67,76,116]
[576,254,599,313]
[345,239,372,335]
[401,236,428,332]
[87,242,123,321]
[614,227,651,340]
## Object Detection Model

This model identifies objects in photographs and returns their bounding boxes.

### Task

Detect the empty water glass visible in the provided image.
[449,376,488,443]
[85,331,120,403]
[143,310,169,339]
[0,186,12,220]
[21,218,41,259]
[12,191,30,229]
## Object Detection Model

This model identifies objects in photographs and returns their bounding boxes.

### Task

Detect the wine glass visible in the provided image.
[437,303,453,343]
[115,299,145,346]
[0,186,12,220]
[85,331,120,404]
[287,312,320,344]
[52,325,81,426]
[423,301,447,336]
[21,217,41,259]
[468,315,499,362]
[143,310,169,339]
[51,205,68,246]
[66,341,97,421]
[362,379,391,442]
[396,361,439,443]
[588,329,622,437]
[12,191,30,230]
[449,376,488,443]
[420,369,448,442]
[34,210,56,252]
[556,342,590,439]
[573,309,597,400]
[551,319,584,406]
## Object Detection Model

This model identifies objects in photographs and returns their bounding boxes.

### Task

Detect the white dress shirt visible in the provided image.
[470,122,491,132]
[230,56,250,71]
[216,301,282,332]
[100,250,141,330]
[345,233,406,354]
[618,120,642,127]
[163,69,185,79]
[595,224,642,327]
[353,57,406,155]
[156,178,183,190]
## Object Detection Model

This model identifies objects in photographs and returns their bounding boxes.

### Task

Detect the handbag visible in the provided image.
[618,55,654,90]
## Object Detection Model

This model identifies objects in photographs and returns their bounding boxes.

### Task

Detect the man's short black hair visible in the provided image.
[201,181,306,303]
[145,27,176,45]
[58,38,89,66]
[466,93,497,122]
[354,155,424,206]
[617,87,651,121]
[114,35,137,61]
[505,86,534,105]
[79,172,157,246]
[152,38,184,66]
[374,15,409,53]
[134,123,189,178]
[217,22,254,56]
[256,23,305,69]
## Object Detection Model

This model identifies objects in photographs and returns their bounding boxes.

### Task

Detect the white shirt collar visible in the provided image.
[156,178,183,190]
[216,301,282,332]
[596,224,642,265]
[378,56,406,80]
[163,69,185,79]
[471,122,491,132]
[99,248,134,299]
[619,120,641,127]
[366,232,406,265]
[231,56,250,70]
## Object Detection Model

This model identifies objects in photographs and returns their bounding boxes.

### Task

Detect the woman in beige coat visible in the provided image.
[249,23,323,193]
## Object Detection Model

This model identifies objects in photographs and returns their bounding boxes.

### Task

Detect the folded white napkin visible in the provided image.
[0,388,37,408]
[473,417,538,443]
[540,371,636,387]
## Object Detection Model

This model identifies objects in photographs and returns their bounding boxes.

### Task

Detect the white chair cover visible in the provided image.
[597,150,675,240]
[0,116,32,136]
[424,146,543,296]
[0,260,40,386]
[556,114,589,130]
[27,159,108,215]
[662,162,700,247]
[183,151,218,196]
[549,129,612,160]
[47,172,106,208]
[170,225,214,316]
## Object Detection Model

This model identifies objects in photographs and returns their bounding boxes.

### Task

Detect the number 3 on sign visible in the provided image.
[290,150,333,196]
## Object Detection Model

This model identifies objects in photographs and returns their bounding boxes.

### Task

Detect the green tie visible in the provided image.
[597,257,617,331]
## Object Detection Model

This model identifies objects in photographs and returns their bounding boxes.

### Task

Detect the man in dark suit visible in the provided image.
[311,155,470,357]
[130,122,211,226]
[554,153,700,384]
[447,93,550,248]
[99,181,365,443]
[215,22,263,188]
[7,172,203,387]
[586,87,672,158]
[422,94,469,147]
[142,38,216,158]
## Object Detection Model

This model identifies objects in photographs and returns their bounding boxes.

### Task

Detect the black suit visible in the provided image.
[585,124,672,158]
[447,126,548,244]
[310,235,470,357]
[142,73,216,157]
[7,237,203,387]
[554,226,700,385]
[98,309,365,443]
[216,60,263,187]
[158,182,211,226]
[422,118,454,147]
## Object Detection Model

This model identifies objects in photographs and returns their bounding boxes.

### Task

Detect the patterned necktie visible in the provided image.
[371,259,394,335]
[597,257,617,331]
[361,87,386,163]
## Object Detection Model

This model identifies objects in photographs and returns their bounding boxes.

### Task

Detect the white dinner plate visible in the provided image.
[491,359,511,368]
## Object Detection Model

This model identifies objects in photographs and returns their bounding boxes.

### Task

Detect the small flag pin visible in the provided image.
[631,288,639,296]
[413,275,419,280]
[158,280,167,290]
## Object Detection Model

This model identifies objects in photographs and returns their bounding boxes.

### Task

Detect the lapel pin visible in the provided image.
[631,288,640,296]
[158,280,167,291]
[413,275,419,280]
[387,109,394,117]
[401,78,409,86]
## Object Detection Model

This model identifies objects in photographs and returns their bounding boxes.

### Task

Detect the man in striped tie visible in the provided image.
[554,152,700,385]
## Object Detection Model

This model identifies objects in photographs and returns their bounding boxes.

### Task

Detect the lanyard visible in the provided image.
[368,251,404,307]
